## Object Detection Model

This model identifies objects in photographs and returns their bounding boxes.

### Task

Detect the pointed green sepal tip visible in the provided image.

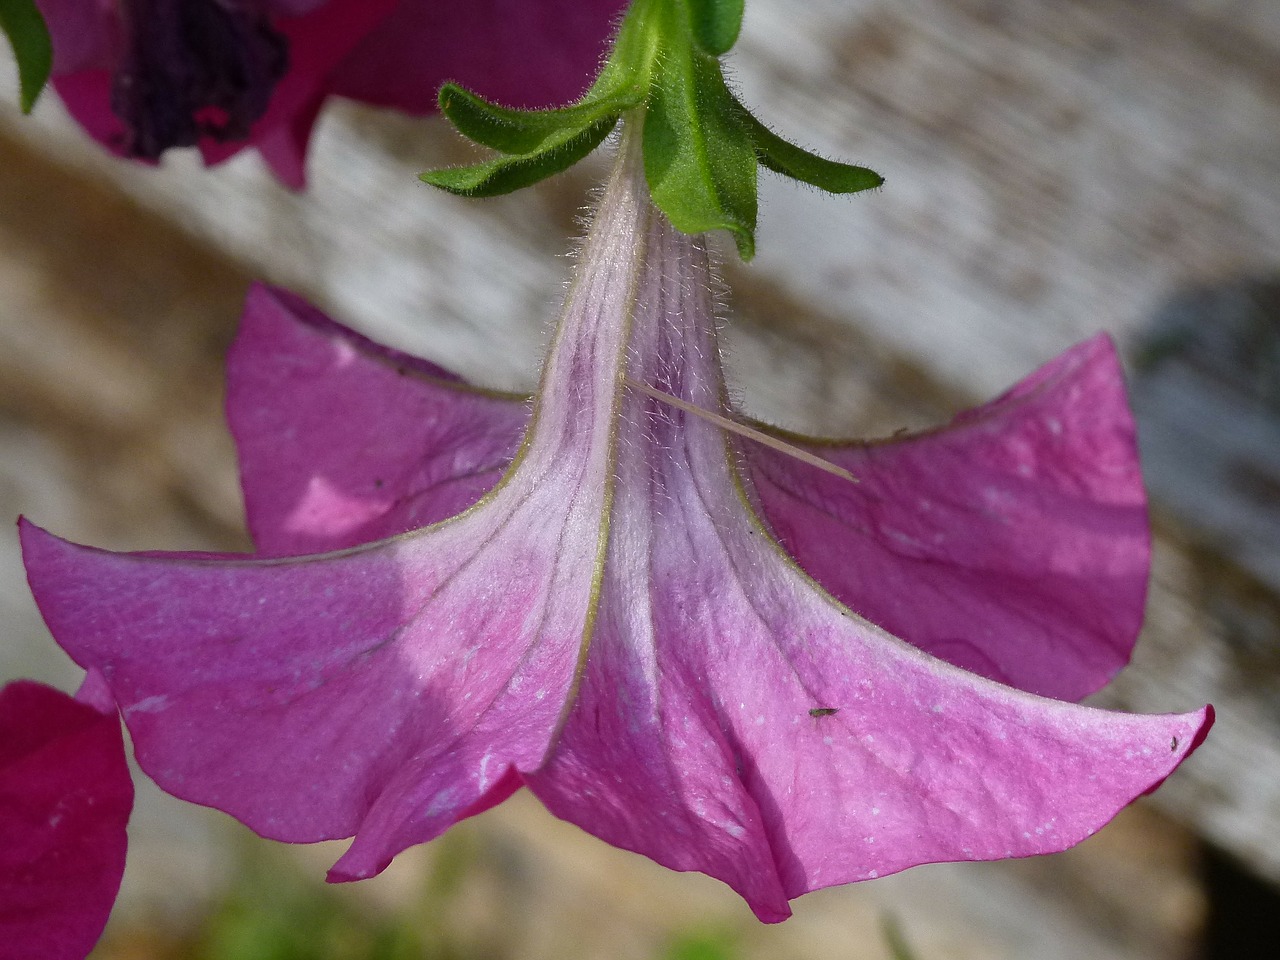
[740,107,884,194]
[642,30,758,259]
[684,0,744,56]
[438,82,641,157]
[420,118,618,197]
[423,0,881,261]
[1,0,53,114]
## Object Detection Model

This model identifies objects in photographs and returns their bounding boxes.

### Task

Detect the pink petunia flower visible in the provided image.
[35,0,627,186]
[0,676,133,960]
[229,289,1149,704]
[21,135,1210,922]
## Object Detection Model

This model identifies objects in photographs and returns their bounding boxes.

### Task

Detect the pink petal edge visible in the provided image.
[746,333,1150,700]
[0,679,132,960]
[228,284,527,556]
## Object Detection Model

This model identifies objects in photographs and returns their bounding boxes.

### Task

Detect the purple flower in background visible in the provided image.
[0,676,133,960]
[21,140,1211,922]
[35,0,627,186]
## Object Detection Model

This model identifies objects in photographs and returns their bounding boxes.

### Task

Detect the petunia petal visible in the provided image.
[194,0,399,183]
[34,0,117,74]
[21,149,652,882]
[225,293,1149,701]
[327,0,629,114]
[524,195,1211,922]
[228,283,527,556]
[744,336,1149,700]
[0,679,133,960]
[38,1,623,184]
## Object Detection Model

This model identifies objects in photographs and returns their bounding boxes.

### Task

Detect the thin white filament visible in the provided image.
[624,377,859,484]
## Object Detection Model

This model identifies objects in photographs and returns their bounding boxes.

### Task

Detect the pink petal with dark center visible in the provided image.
[40,0,625,186]
[191,0,397,186]
[0,679,133,960]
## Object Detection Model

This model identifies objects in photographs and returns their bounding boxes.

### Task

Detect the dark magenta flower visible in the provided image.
[35,0,627,186]
[0,676,133,959]
[21,138,1210,922]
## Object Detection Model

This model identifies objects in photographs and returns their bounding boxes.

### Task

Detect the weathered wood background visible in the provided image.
[2,0,1278,956]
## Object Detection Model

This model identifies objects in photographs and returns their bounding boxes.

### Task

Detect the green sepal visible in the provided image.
[644,33,757,259]
[420,117,617,197]
[0,0,52,113]
[683,0,744,56]
[736,102,884,194]
[422,0,882,260]
[438,82,642,156]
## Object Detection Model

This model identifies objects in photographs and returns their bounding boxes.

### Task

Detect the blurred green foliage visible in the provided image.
[664,929,740,960]
[881,913,921,960]
[189,848,428,960]
[106,825,753,960]
[92,820,921,960]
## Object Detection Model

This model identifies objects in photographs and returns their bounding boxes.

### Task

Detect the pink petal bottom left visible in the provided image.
[0,680,133,960]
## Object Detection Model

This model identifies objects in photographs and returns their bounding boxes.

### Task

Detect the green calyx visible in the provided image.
[1,0,53,113]
[420,0,882,260]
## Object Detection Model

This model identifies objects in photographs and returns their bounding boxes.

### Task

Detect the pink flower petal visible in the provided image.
[50,69,132,164]
[21,138,1211,921]
[40,0,626,185]
[228,285,527,556]
[23,477,578,884]
[328,0,629,114]
[0,679,133,960]
[34,0,118,73]
[20,157,652,882]
[745,336,1149,700]
[525,179,1210,921]
[225,298,1148,701]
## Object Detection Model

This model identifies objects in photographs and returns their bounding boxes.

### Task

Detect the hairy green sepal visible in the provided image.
[0,0,52,113]
[684,0,744,55]
[644,9,757,258]
[421,0,881,259]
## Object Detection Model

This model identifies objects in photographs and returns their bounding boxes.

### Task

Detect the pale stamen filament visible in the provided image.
[624,377,859,484]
